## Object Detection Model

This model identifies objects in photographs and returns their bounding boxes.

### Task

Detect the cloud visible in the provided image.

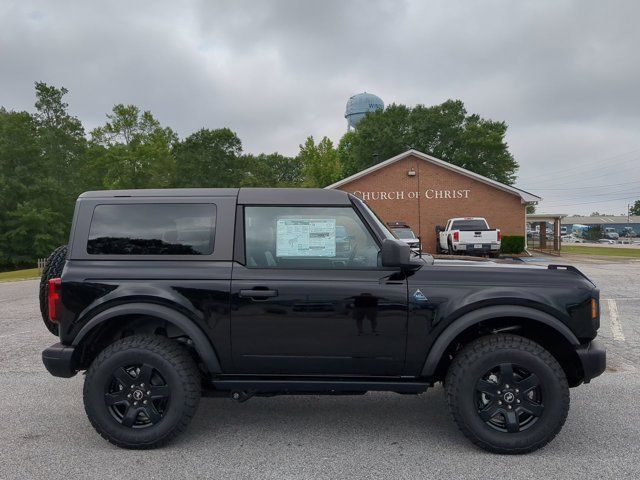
[1,0,638,213]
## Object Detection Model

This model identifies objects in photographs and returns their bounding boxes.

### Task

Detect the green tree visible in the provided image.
[339,100,519,184]
[630,200,640,216]
[0,109,42,266]
[0,83,86,267]
[173,128,242,187]
[298,136,342,187]
[89,105,177,189]
[584,225,603,241]
[241,153,304,187]
[33,82,87,223]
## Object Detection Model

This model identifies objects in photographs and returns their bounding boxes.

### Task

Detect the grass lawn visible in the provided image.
[562,245,640,258]
[0,268,41,282]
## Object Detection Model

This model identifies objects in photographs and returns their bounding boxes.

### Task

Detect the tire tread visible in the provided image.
[38,244,68,335]
[83,335,201,449]
[445,334,570,454]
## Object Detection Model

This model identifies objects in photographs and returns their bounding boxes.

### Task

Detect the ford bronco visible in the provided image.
[41,188,605,453]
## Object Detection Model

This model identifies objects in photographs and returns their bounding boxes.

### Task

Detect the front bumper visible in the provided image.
[42,343,77,378]
[576,339,606,383]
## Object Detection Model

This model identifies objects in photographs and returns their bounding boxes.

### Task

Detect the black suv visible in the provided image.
[41,188,605,453]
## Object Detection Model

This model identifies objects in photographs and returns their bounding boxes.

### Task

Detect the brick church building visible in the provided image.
[326,150,540,253]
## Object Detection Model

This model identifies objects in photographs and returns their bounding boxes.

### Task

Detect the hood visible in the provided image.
[415,258,594,288]
[433,258,545,270]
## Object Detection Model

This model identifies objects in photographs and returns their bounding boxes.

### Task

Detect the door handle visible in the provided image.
[239,289,278,299]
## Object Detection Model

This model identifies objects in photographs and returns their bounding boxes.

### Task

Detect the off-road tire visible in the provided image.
[38,244,68,335]
[83,335,201,449]
[445,334,569,454]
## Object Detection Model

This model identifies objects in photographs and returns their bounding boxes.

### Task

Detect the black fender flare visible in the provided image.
[73,303,222,374]
[420,305,580,377]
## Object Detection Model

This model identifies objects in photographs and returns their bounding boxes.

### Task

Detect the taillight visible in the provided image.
[497,229,502,241]
[48,278,62,323]
[453,231,459,242]
[591,297,599,320]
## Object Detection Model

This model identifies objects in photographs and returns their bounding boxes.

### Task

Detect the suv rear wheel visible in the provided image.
[445,334,569,454]
[83,335,201,449]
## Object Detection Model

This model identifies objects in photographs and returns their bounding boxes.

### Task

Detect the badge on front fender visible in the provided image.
[413,289,428,302]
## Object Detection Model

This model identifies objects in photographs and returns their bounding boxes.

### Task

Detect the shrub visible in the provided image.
[501,235,525,254]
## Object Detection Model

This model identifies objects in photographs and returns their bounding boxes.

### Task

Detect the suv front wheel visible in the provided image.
[83,335,201,449]
[445,334,570,454]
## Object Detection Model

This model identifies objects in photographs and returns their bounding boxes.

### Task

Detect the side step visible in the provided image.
[211,378,430,395]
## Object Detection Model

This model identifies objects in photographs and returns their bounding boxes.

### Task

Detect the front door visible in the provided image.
[230,205,408,376]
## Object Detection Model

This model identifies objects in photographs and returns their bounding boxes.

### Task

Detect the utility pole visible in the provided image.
[628,203,631,223]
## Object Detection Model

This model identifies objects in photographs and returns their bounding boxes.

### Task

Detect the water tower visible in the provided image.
[345,92,384,130]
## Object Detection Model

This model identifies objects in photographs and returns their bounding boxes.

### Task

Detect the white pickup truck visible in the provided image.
[436,217,501,256]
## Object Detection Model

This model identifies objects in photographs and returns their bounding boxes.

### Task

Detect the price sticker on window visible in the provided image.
[276,218,336,257]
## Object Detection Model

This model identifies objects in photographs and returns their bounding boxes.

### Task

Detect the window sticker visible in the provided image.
[276,218,336,257]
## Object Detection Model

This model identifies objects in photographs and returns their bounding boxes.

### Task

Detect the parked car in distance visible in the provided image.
[436,217,501,257]
[41,188,605,454]
[621,226,637,238]
[603,227,619,240]
[598,238,616,244]
[561,235,585,243]
[387,221,421,252]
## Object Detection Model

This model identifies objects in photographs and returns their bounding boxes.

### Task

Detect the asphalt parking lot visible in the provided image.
[1,258,639,479]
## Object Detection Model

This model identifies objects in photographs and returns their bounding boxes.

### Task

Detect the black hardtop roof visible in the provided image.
[237,188,351,205]
[78,187,352,205]
[78,188,239,198]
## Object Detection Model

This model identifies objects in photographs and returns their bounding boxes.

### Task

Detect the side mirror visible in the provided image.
[435,225,445,233]
[381,239,422,270]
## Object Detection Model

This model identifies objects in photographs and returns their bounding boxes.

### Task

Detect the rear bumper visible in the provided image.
[42,343,77,378]
[454,243,500,254]
[576,339,606,383]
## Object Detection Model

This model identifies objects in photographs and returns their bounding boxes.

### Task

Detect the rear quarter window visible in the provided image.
[87,204,216,255]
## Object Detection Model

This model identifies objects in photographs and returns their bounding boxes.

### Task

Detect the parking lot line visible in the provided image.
[607,299,626,342]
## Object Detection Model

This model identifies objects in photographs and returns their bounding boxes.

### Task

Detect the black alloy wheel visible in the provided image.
[475,363,543,433]
[84,335,200,449]
[105,364,171,428]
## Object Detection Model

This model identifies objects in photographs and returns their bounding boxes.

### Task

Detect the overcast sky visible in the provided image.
[1,0,639,215]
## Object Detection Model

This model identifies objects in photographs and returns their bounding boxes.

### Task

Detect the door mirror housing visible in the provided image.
[381,239,423,270]
[435,225,445,233]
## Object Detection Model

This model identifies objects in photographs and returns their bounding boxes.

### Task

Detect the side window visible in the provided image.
[87,204,216,255]
[244,206,380,269]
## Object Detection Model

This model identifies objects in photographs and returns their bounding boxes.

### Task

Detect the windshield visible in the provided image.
[393,228,416,239]
[451,219,488,231]
[353,198,396,240]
